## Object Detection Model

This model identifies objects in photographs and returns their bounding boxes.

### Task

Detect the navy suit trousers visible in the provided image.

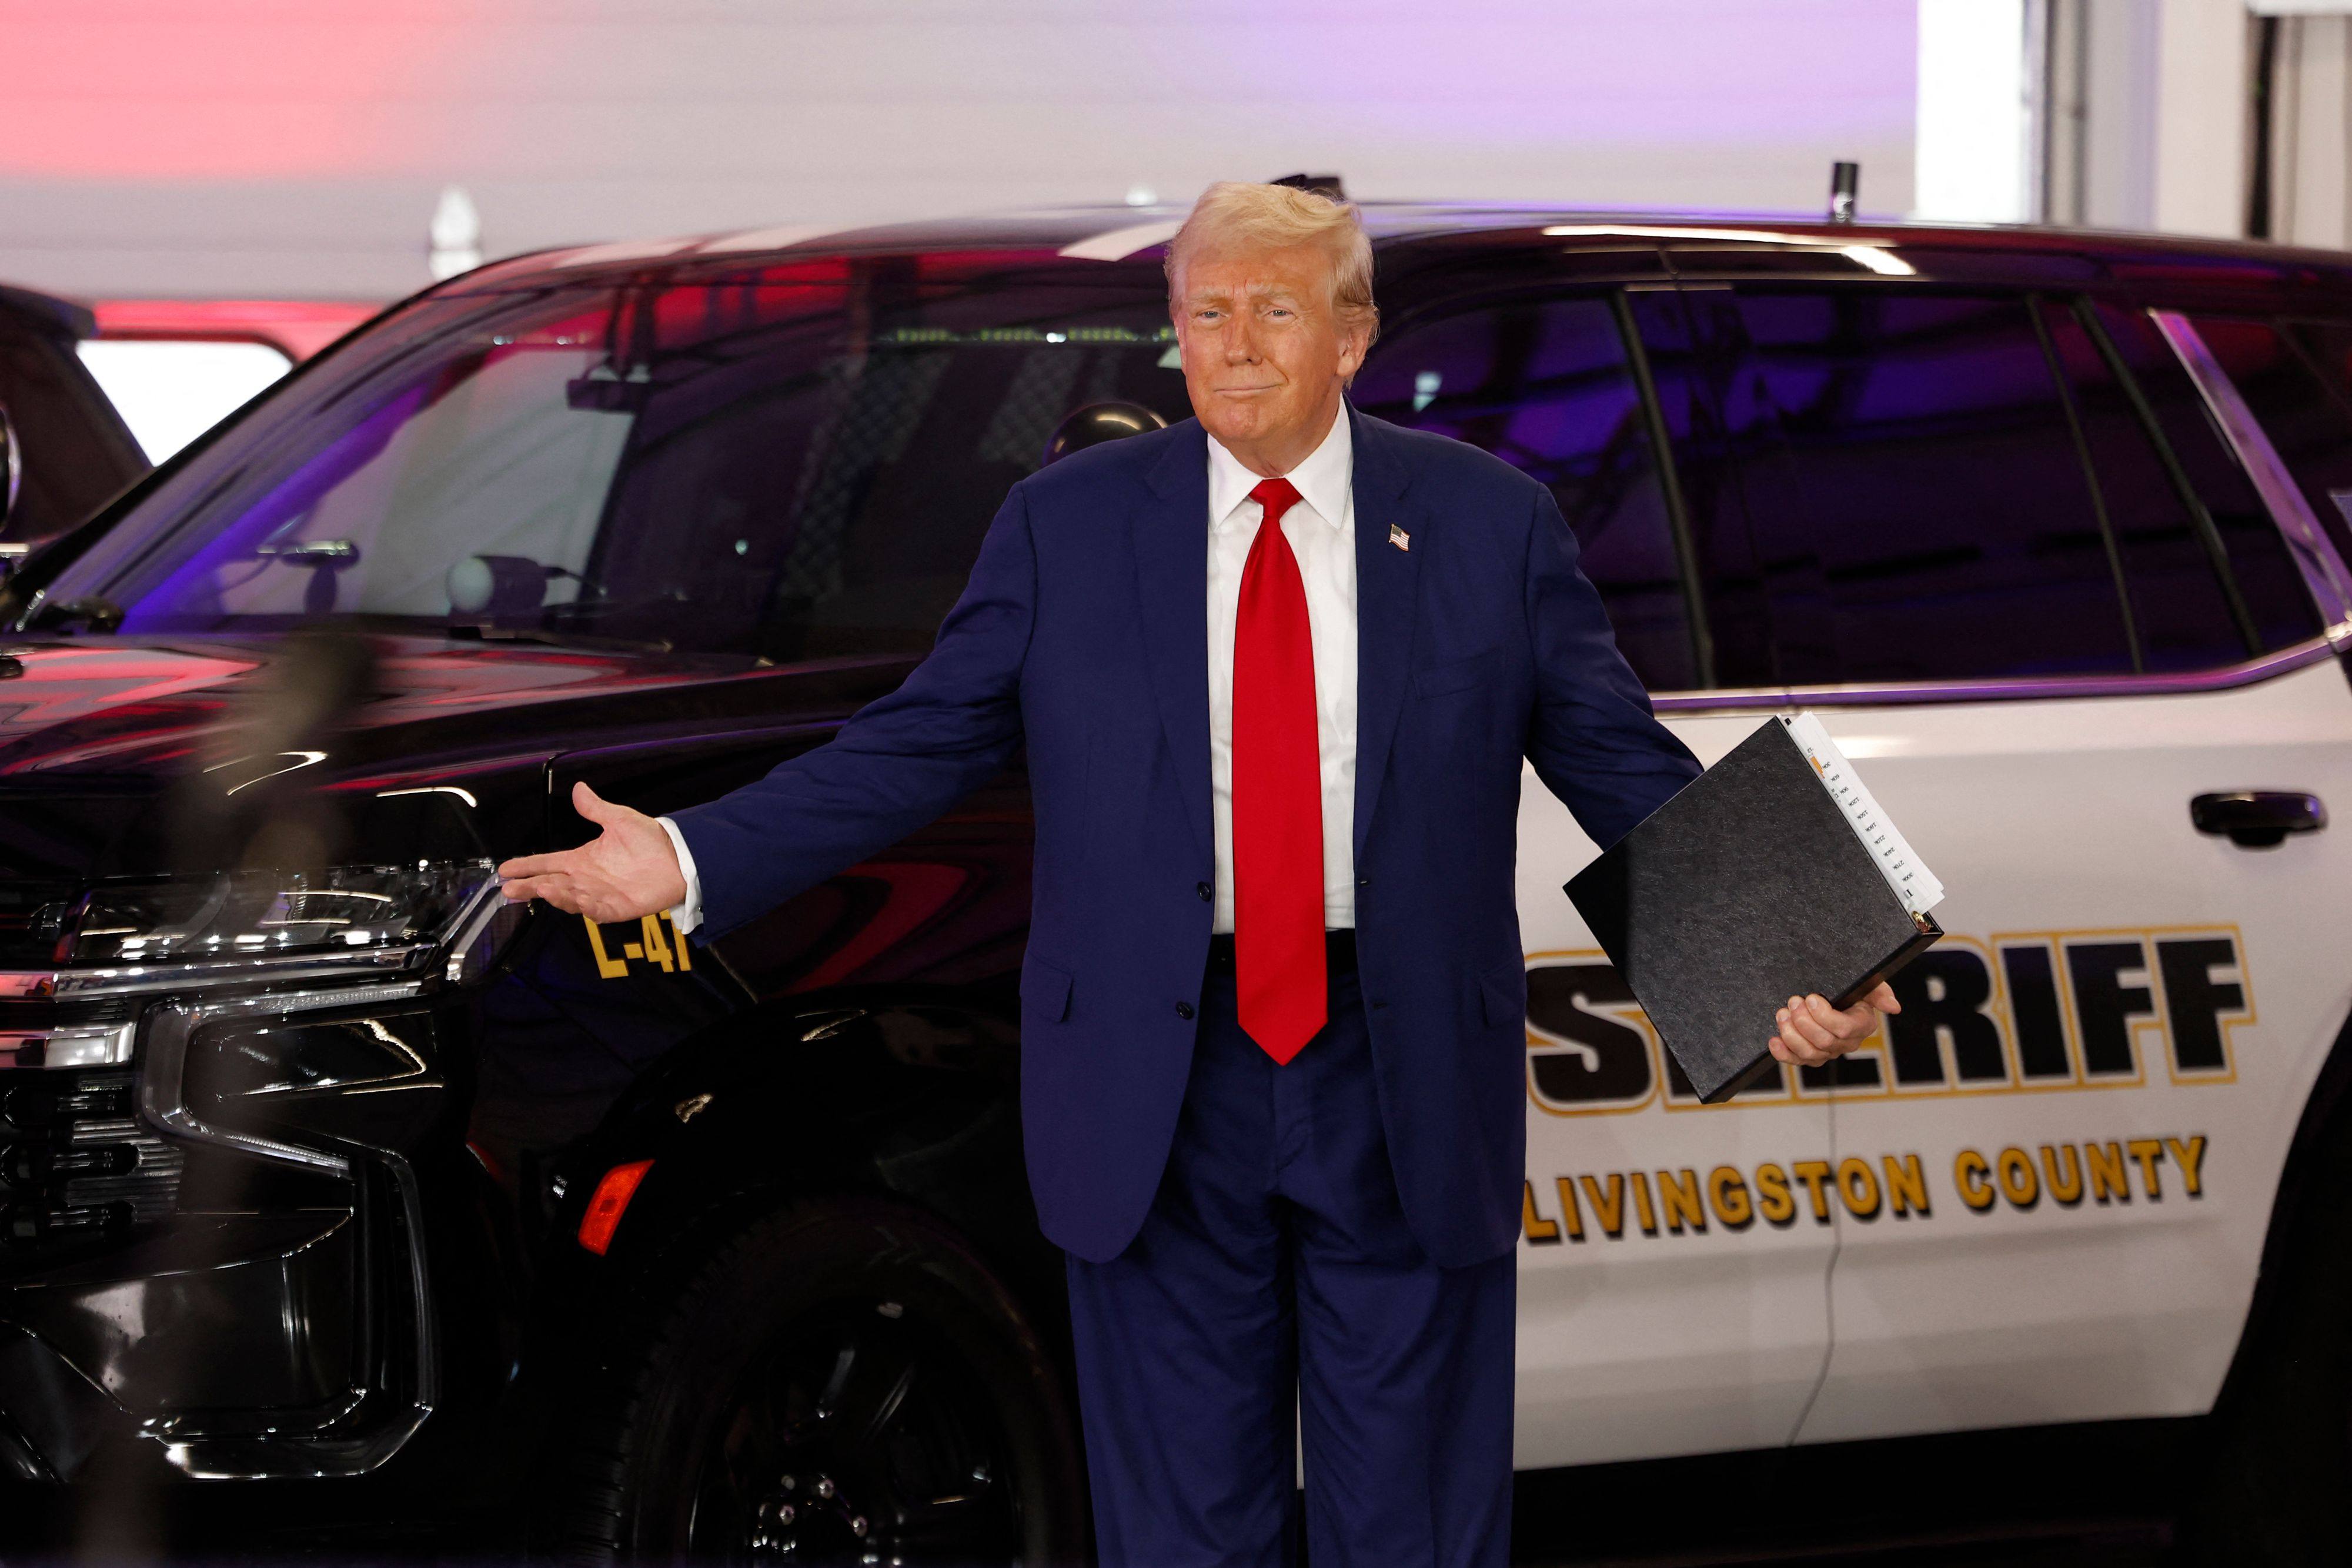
[1064,964,1516,1568]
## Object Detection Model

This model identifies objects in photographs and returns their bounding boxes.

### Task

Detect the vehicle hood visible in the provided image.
[0,634,853,885]
[0,636,739,779]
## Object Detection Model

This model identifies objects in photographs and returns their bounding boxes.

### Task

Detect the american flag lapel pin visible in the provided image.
[1388,523,1411,552]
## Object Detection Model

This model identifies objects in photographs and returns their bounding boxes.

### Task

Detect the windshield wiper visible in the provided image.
[441,622,673,654]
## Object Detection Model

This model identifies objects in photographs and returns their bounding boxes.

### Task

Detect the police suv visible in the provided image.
[0,202,2346,1563]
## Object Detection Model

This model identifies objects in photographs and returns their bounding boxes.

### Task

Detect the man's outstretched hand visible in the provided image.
[1766,982,1900,1068]
[497,781,688,923]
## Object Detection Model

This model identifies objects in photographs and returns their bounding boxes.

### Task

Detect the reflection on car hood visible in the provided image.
[0,634,908,887]
[0,636,736,777]
[0,636,754,882]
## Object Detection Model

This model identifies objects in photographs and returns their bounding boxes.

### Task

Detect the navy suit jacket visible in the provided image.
[671,406,1700,1267]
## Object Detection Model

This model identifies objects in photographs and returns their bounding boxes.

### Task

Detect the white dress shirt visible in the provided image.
[1204,410,1357,934]
[659,815,703,934]
[662,407,1361,938]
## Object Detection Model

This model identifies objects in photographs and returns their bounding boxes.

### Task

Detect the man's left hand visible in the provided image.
[1768,983,1900,1066]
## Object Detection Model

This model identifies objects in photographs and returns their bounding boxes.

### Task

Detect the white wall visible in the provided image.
[2151,0,2251,236]
[2078,0,2164,229]
[0,0,1917,302]
[1915,0,2032,223]
[2264,11,2352,248]
[2038,0,2262,241]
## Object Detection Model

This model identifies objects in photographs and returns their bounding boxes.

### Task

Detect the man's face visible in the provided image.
[1172,241,1369,457]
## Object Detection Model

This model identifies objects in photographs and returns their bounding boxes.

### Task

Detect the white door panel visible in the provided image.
[1514,711,1836,1469]
[1796,657,2352,1443]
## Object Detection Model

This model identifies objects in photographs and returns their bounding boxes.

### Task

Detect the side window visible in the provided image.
[2191,314,2352,598]
[599,323,1193,663]
[2064,303,2314,660]
[1352,296,1700,691]
[1651,289,2137,685]
[1622,292,1775,688]
[2030,303,2260,670]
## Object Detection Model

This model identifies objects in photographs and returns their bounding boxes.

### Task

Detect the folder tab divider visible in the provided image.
[1779,714,1945,917]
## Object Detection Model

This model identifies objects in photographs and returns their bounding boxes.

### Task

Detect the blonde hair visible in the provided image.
[1165,182,1379,345]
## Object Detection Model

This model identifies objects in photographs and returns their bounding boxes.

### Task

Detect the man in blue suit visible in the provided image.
[501,182,1892,1567]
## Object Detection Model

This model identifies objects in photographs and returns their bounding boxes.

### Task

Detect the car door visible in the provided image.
[1356,285,1838,1470]
[1641,276,2352,1445]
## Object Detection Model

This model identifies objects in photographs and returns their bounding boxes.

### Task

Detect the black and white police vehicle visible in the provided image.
[0,197,2346,1561]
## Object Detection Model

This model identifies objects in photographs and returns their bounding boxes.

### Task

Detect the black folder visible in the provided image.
[1565,717,1943,1105]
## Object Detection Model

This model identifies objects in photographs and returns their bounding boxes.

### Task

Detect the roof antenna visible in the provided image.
[1828,162,1859,225]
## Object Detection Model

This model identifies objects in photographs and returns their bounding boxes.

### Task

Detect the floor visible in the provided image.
[0,1419,2200,1566]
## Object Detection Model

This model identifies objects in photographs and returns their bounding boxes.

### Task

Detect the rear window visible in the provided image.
[1650,289,2140,686]
[1615,286,2320,689]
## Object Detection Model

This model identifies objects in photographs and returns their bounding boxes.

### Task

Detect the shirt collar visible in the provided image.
[1206,404,1353,534]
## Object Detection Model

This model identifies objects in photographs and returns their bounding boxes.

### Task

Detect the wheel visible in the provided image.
[534,1198,1088,1566]
[2180,1112,2352,1563]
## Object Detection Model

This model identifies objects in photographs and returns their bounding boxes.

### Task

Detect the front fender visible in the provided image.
[514,985,1053,1389]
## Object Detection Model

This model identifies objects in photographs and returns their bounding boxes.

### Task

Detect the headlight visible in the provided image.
[54,860,497,967]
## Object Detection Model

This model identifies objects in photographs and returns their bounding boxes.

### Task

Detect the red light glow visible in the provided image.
[93,300,382,362]
[576,1159,654,1256]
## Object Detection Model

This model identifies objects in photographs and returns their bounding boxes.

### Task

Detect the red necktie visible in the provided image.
[1232,476,1327,1064]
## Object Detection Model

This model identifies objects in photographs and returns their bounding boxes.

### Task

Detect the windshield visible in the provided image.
[35,259,1190,659]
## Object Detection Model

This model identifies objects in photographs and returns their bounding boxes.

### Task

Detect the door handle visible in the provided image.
[2190,791,2327,848]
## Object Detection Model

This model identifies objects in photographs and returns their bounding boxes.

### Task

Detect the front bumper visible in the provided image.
[0,969,455,1482]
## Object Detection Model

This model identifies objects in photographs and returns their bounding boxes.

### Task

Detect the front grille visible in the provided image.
[0,1069,183,1246]
[0,998,139,1031]
[0,880,79,969]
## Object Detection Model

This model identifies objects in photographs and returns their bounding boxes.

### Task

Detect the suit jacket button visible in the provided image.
[1175,1002,1195,1020]
[1196,882,1212,902]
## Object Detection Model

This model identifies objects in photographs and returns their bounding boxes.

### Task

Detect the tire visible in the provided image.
[533,1197,1090,1566]
[2180,1115,2352,1564]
